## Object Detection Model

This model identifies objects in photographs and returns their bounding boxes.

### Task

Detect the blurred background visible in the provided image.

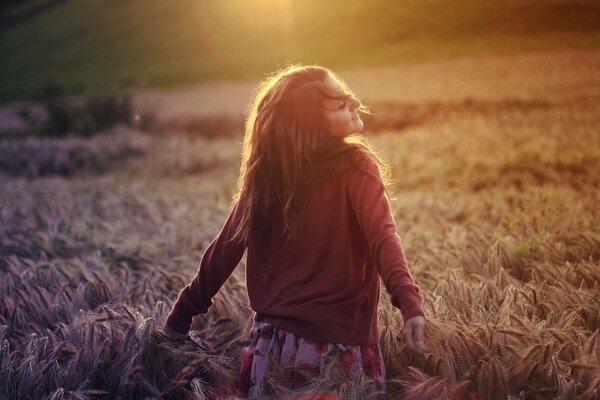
[1,0,599,133]
[1,1,599,399]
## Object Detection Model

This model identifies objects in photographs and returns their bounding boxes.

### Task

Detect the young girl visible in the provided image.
[163,64,429,398]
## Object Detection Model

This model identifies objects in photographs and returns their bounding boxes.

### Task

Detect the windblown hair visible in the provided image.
[230,64,394,253]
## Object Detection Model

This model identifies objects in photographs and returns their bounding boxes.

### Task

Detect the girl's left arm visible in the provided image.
[165,197,247,335]
[346,156,426,323]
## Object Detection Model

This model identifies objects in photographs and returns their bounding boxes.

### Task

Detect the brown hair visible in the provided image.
[230,64,394,253]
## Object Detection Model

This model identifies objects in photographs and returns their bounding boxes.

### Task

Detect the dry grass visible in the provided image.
[0,126,149,178]
[0,49,599,399]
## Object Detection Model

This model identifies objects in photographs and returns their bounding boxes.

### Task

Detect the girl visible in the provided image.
[163,64,429,398]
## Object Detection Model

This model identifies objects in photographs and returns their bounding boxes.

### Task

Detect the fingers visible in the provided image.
[403,316,429,354]
[412,321,429,353]
[187,330,209,351]
[403,322,416,353]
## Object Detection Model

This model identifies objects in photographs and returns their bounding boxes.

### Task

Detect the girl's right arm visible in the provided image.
[164,197,248,335]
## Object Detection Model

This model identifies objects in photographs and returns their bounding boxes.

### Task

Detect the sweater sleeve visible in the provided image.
[165,197,247,334]
[346,155,426,322]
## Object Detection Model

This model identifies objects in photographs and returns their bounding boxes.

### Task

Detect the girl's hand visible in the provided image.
[162,323,188,340]
[403,315,429,354]
[187,330,209,351]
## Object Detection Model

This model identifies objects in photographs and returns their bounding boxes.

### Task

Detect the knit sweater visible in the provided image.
[165,151,426,345]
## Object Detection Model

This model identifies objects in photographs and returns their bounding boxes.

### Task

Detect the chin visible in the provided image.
[354,121,364,133]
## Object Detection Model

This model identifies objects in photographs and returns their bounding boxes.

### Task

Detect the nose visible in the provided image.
[347,97,360,111]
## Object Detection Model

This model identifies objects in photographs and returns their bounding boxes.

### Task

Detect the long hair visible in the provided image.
[230,64,394,253]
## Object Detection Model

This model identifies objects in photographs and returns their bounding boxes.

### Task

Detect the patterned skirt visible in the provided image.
[238,320,387,398]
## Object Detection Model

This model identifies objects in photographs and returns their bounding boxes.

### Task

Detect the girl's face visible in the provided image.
[321,75,363,138]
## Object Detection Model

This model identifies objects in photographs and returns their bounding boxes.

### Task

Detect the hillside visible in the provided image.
[1,0,600,103]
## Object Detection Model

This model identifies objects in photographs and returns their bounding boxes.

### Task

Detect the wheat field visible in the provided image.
[0,49,599,399]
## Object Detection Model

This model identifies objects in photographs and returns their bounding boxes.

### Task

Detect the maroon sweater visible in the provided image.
[166,152,426,345]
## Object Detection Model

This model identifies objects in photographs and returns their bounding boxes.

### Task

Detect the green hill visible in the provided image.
[1,0,599,104]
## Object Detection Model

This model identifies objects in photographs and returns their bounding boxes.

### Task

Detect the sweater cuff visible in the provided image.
[165,287,211,335]
[401,307,427,323]
[165,306,193,335]
[391,284,426,322]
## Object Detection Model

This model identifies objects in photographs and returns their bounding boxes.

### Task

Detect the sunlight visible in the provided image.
[248,0,298,44]
[192,0,299,64]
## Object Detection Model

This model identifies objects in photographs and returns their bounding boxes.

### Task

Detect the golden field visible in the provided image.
[0,48,599,399]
